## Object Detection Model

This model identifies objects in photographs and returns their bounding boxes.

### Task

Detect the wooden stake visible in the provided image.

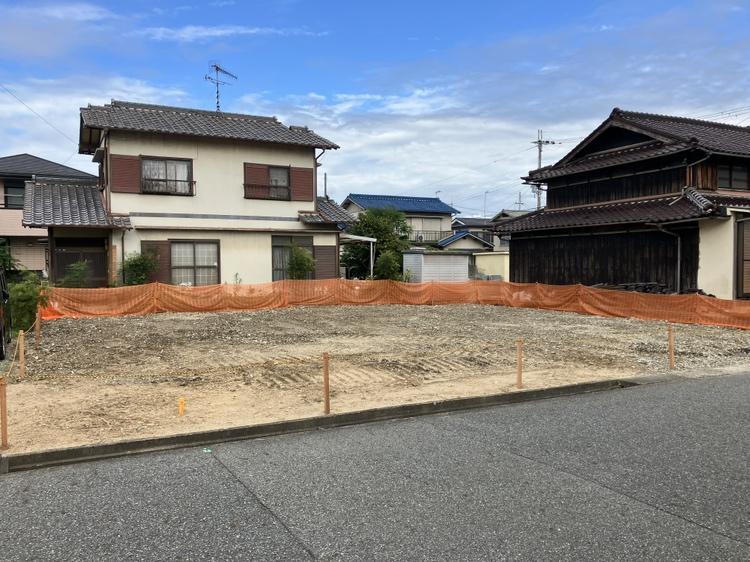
[516,338,524,389]
[18,330,25,380]
[35,308,41,349]
[323,352,330,415]
[178,397,185,417]
[668,323,675,370]
[0,377,8,449]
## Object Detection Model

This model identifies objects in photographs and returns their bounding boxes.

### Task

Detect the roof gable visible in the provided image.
[0,153,95,179]
[436,230,494,249]
[531,108,750,182]
[342,193,459,214]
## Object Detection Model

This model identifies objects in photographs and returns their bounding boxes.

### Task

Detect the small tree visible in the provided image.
[0,240,19,272]
[373,250,402,280]
[9,271,48,331]
[287,244,315,280]
[59,260,90,288]
[341,208,411,278]
[121,251,158,285]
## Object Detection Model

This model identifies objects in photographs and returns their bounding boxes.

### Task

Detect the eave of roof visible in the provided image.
[436,230,494,248]
[496,190,749,234]
[23,178,131,229]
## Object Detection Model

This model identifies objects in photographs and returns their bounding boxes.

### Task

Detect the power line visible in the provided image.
[0,83,77,144]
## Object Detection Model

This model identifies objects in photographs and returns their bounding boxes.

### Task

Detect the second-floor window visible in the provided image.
[718,164,749,190]
[3,180,25,209]
[142,158,194,195]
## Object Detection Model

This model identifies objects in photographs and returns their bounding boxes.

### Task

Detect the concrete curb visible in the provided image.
[0,379,637,474]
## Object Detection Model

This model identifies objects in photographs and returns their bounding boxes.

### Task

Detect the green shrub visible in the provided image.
[374,250,402,280]
[287,244,315,280]
[9,271,47,332]
[59,260,90,288]
[122,251,158,285]
[0,242,19,272]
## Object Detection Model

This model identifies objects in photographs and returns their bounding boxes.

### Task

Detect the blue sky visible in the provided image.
[0,0,749,215]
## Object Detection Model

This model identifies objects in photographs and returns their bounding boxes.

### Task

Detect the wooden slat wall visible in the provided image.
[509,227,699,292]
[547,168,684,208]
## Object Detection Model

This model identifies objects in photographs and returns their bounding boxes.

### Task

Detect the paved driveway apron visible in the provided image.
[1,374,748,560]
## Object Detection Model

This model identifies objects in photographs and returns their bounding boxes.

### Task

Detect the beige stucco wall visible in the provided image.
[10,237,47,271]
[474,252,509,280]
[445,236,487,250]
[115,229,337,285]
[697,215,744,299]
[108,132,317,221]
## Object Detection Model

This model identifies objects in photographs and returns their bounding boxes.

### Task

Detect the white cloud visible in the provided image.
[9,2,116,22]
[138,24,327,42]
[0,76,187,175]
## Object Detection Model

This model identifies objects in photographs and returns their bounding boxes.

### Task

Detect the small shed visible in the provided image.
[403,249,470,282]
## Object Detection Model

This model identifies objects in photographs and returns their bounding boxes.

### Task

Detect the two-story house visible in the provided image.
[23,100,353,287]
[0,153,95,275]
[497,108,750,299]
[340,194,478,247]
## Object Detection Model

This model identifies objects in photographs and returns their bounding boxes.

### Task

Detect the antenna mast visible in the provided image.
[204,63,238,112]
[530,129,557,210]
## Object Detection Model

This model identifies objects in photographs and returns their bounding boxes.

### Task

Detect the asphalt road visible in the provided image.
[1,374,749,561]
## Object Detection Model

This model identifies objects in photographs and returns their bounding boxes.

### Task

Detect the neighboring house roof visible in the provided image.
[0,153,95,179]
[436,230,494,249]
[527,108,750,182]
[79,100,339,153]
[23,177,131,229]
[490,209,530,222]
[342,193,459,214]
[496,189,750,233]
[299,197,356,226]
[452,217,491,228]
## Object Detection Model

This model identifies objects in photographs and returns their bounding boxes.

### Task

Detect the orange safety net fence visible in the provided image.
[40,279,750,330]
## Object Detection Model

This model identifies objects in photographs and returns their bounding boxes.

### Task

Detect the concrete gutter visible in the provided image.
[0,379,638,474]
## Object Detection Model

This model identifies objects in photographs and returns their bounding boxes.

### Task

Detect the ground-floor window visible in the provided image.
[170,240,220,285]
[271,235,313,281]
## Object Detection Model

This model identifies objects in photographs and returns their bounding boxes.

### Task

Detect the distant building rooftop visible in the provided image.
[342,193,459,215]
[0,153,95,179]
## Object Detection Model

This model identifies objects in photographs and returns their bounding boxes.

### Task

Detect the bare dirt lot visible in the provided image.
[4,304,750,453]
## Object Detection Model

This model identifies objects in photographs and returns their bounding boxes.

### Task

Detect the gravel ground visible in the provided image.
[3,304,750,452]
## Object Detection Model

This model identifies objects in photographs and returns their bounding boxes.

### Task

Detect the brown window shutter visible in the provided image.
[290,167,314,201]
[141,240,171,283]
[110,155,141,193]
[314,245,338,279]
[244,163,269,186]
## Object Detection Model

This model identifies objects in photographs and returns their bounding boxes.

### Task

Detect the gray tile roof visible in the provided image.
[0,153,95,179]
[23,178,131,229]
[299,197,355,226]
[496,189,750,233]
[80,100,338,151]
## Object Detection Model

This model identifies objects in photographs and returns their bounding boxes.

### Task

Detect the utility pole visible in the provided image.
[515,191,524,211]
[530,129,557,210]
[483,190,489,218]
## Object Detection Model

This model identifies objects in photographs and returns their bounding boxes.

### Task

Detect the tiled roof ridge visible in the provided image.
[102,100,278,123]
[349,193,445,201]
[614,107,750,133]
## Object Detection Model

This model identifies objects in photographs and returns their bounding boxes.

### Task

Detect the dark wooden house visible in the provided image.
[498,108,750,299]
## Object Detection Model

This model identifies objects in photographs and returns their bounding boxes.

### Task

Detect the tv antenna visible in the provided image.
[204,63,237,112]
